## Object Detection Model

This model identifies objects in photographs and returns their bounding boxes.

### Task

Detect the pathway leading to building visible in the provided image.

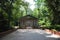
[0,29,60,40]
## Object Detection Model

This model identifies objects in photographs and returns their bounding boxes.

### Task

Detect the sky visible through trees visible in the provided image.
[0,0,60,31]
[24,0,35,10]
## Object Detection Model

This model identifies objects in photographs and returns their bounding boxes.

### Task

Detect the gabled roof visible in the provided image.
[20,15,38,20]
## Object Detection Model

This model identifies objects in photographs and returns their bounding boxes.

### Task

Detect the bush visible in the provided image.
[45,25,60,31]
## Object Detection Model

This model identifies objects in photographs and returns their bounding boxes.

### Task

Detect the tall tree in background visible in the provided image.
[23,2,29,15]
[0,0,29,31]
[32,8,38,18]
[12,0,29,26]
[45,0,60,25]
[34,0,51,26]
[34,0,45,18]
[0,0,14,31]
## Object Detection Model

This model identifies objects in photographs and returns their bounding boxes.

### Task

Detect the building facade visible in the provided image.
[19,15,38,29]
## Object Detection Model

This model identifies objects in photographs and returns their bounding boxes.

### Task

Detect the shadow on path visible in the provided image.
[0,29,60,40]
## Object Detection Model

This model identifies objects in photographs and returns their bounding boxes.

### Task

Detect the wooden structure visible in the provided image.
[19,15,38,29]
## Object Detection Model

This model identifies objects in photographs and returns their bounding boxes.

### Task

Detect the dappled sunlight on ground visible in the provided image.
[0,29,60,40]
[45,34,60,38]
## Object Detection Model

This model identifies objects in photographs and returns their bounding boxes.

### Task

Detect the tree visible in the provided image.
[45,0,60,25]
[33,0,51,26]
[0,0,29,31]
[32,8,38,18]
[12,0,29,26]
[0,0,14,31]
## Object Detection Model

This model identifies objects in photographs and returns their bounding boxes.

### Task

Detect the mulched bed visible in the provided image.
[45,29,60,36]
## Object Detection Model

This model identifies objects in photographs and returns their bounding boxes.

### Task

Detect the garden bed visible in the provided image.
[45,29,60,36]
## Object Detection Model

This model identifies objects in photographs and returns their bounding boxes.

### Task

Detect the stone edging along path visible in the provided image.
[0,29,17,37]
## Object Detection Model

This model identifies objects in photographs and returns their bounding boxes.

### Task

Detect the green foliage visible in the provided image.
[0,0,29,32]
[32,8,38,18]
[46,25,60,31]
[45,0,60,25]
[0,0,60,31]
[34,0,60,30]
[0,0,14,32]
[12,0,29,26]
[33,0,51,26]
